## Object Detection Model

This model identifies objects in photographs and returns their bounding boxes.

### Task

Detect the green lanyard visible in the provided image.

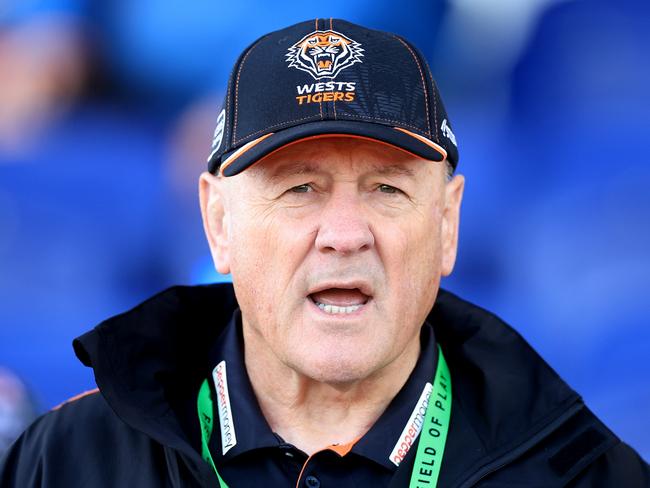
[197,379,231,488]
[197,345,451,488]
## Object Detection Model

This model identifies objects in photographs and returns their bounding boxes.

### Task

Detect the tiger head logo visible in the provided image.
[286,30,364,80]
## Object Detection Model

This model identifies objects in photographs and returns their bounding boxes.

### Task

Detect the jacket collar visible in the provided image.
[73,284,582,485]
[73,284,238,462]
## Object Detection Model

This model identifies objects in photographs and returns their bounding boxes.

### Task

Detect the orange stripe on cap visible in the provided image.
[393,127,447,160]
[219,132,275,176]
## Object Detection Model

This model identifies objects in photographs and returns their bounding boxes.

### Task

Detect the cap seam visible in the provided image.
[426,62,440,143]
[233,37,268,145]
[392,35,432,139]
[316,18,324,120]
[330,17,338,121]
[224,69,234,151]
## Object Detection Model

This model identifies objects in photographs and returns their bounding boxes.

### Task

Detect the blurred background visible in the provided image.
[0,0,648,459]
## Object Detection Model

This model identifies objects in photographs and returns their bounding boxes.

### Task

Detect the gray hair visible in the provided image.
[444,160,454,182]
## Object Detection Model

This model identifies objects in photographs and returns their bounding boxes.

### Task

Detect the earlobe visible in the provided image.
[199,172,231,275]
[440,174,465,277]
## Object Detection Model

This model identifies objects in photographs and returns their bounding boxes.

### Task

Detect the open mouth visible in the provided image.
[308,287,371,315]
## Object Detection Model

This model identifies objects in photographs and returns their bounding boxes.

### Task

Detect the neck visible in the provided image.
[243,326,421,455]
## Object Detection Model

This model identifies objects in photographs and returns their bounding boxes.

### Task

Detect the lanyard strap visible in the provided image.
[409,345,451,488]
[197,379,230,488]
[197,345,451,488]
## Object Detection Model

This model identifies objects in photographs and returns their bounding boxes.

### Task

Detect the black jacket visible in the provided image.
[1,284,647,487]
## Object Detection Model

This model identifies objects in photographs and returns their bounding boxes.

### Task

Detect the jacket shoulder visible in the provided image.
[0,391,169,487]
[474,404,649,486]
[430,291,649,486]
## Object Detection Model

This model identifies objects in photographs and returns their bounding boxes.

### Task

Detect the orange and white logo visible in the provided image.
[286,30,363,80]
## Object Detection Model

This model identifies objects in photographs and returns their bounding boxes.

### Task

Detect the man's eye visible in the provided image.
[290,184,312,193]
[378,184,399,194]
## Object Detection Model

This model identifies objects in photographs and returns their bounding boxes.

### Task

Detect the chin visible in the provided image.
[292,351,380,385]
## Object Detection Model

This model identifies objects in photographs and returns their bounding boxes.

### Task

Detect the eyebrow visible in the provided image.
[263,162,325,182]
[372,164,416,178]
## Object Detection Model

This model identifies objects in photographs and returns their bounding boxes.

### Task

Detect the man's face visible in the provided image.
[200,137,464,384]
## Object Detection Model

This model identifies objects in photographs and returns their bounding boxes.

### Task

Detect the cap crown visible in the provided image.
[208,19,458,174]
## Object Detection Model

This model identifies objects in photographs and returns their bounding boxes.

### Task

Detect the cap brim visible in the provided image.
[211,120,447,176]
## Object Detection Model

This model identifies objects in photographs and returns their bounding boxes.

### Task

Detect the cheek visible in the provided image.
[379,206,443,309]
[229,221,268,274]
[228,213,315,312]
[404,234,441,302]
[394,205,442,269]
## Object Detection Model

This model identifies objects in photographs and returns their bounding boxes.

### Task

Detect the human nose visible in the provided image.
[314,191,375,255]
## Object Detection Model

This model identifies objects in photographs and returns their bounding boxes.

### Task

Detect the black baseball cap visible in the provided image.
[207,18,459,176]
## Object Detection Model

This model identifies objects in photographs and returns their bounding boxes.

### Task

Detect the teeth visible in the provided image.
[315,301,363,315]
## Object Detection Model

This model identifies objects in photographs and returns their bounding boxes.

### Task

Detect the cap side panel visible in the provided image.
[233,38,267,144]
[392,35,432,139]
[206,44,244,172]
[208,32,274,173]
[425,60,439,143]
[224,63,234,150]
[425,62,459,168]
[399,36,459,169]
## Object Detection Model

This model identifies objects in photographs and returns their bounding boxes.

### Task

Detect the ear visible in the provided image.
[440,173,465,277]
[199,171,231,275]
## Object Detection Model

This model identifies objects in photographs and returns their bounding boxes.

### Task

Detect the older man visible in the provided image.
[1,18,647,488]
